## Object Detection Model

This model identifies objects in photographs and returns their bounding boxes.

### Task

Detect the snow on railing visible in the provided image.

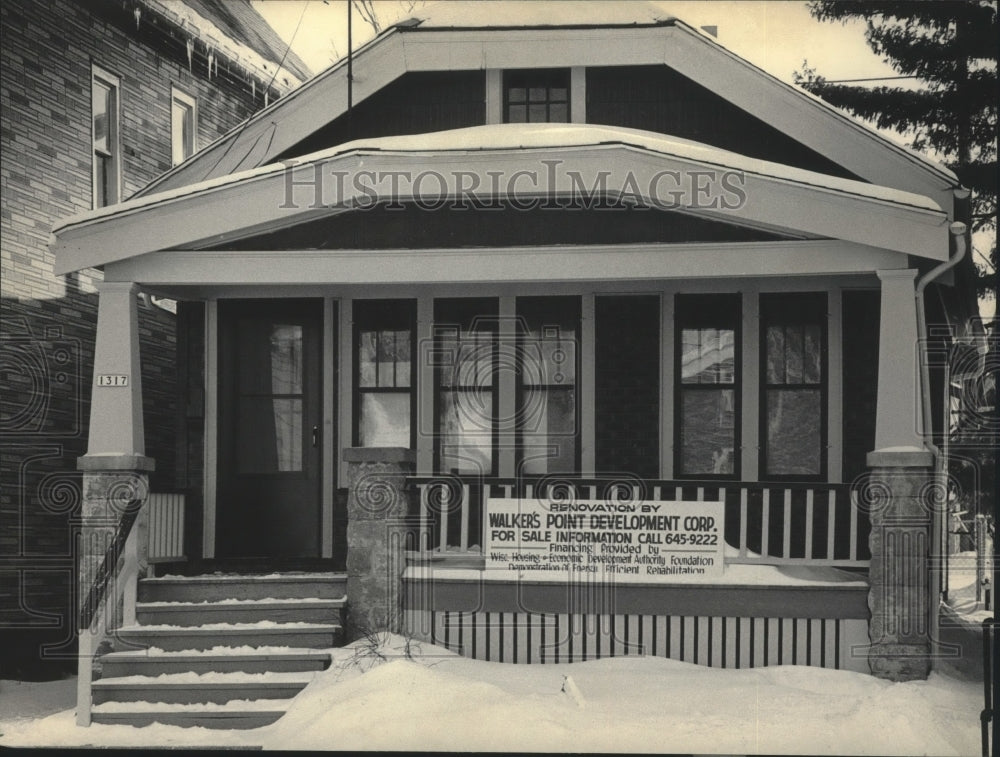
[407,477,871,569]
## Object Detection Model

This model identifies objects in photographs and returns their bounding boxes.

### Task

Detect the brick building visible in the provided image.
[0,0,309,676]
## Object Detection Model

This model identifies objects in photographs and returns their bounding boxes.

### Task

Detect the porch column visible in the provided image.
[865,447,934,681]
[874,269,923,449]
[78,280,154,597]
[343,447,416,640]
[75,281,153,725]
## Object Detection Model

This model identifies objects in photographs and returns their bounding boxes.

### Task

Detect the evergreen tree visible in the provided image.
[795,0,997,300]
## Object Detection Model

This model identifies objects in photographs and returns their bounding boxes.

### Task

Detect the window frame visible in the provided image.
[170,85,198,166]
[673,293,742,480]
[352,299,417,449]
[515,295,581,475]
[91,64,122,209]
[758,292,829,482]
[503,68,571,124]
[433,298,500,475]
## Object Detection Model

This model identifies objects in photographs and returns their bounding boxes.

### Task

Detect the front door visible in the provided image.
[217,299,323,558]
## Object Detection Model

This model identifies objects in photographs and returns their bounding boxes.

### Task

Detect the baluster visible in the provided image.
[761,489,770,558]
[849,488,859,562]
[439,482,450,553]
[782,489,792,560]
[460,483,470,552]
[826,490,837,560]
[739,487,749,559]
[804,489,814,561]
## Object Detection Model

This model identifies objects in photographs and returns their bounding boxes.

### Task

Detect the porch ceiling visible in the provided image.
[51,124,950,278]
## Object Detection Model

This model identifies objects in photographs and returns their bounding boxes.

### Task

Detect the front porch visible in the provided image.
[48,124,965,730]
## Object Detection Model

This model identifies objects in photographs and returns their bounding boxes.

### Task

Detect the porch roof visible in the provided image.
[51,123,950,277]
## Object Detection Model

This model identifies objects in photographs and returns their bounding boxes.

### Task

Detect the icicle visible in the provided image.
[264,89,269,107]
[133,5,141,29]
[207,49,214,79]
[252,78,256,98]
[186,38,193,71]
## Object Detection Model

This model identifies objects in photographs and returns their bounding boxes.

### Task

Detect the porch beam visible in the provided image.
[104,241,907,287]
[55,144,948,275]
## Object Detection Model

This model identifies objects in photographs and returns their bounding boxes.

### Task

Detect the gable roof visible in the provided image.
[133,3,958,207]
[51,123,949,276]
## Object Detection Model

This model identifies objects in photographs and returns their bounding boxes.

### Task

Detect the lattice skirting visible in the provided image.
[404,610,870,672]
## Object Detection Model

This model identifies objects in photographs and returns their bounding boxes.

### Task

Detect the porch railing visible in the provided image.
[407,477,871,569]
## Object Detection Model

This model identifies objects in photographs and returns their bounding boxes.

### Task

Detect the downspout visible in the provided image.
[915,212,969,667]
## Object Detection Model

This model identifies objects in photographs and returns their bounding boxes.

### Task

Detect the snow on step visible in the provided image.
[116,622,341,652]
[97,670,319,685]
[92,698,294,712]
[139,596,345,605]
[100,647,333,676]
[95,571,346,727]
[121,620,339,630]
[104,645,334,656]
[138,573,347,602]
[136,598,344,626]
[90,698,293,730]
[91,670,318,705]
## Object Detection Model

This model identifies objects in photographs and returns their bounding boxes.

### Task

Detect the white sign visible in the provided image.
[97,374,129,387]
[485,497,725,581]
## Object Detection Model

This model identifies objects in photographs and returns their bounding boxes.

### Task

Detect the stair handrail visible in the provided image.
[79,497,143,631]
[77,495,145,727]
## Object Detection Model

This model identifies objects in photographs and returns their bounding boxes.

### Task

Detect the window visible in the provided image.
[434,299,498,474]
[92,66,120,208]
[171,87,197,165]
[675,294,741,478]
[761,293,827,479]
[516,296,579,474]
[504,69,570,123]
[235,321,304,473]
[354,300,416,448]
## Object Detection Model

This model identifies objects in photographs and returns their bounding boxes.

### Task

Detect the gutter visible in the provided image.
[916,208,969,668]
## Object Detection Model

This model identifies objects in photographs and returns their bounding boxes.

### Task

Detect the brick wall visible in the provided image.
[0,0,272,676]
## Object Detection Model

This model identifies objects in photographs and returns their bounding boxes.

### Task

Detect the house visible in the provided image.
[46,1,979,728]
[0,0,309,678]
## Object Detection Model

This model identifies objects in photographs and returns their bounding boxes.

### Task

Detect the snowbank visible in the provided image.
[0,635,981,753]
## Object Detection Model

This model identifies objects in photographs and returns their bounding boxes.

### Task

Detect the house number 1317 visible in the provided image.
[97,374,129,387]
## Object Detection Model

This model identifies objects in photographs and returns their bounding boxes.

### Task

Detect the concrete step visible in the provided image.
[138,573,347,603]
[115,623,342,651]
[136,598,345,626]
[91,672,315,705]
[91,702,289,730]
[100,648,332,677]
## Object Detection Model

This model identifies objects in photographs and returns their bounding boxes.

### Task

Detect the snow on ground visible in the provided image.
[0,635,983,754]
[947,550,994,625]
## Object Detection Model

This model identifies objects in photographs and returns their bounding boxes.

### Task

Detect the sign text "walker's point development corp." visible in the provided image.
[485,498,725,581]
